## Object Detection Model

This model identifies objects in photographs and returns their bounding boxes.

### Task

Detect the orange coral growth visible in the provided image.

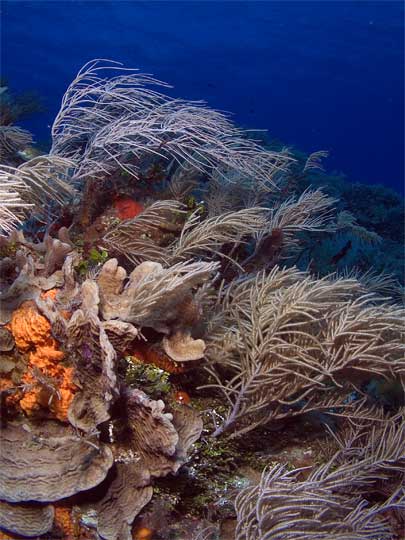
[173,390,191,405]
[10,302,52,351]
[41,288,59,302]
[0,378,14,395]
[0,378,21,410]
[133,526,154,540]
[9,301,77,422]
[114,197,144,220]
[130,342,187,374]
[53,505,75,538]
[52,504,92,540]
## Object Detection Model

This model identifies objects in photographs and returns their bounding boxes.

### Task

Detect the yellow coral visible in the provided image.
[9,301,77,422]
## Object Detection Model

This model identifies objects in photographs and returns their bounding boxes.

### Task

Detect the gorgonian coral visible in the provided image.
[0,126,32,164]
[50,60,291,186]
[0,60,403,539]
[234,414,405,540]
[203,266,405,438]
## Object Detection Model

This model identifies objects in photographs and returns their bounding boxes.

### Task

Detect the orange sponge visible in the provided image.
[9,301,77,422]
[114,197,144,220]
[53,505,75,538]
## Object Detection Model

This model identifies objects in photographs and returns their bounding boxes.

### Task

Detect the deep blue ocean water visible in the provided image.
[2,0,404,193]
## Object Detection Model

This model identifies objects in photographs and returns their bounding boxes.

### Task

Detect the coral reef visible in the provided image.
[235,414,405,539]
[204,266,404,438]
[0,61,403,539]
[0,501,54,538]
[0,85,43,126]
[0,85,43,168]
[280,148,405,288]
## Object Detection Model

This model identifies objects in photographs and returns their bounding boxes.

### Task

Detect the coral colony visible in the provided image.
[0,60,404,540]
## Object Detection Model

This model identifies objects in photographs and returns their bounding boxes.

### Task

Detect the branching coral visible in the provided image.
[2,156,76,211]
[102,200,186,265]
[247,188,337,269]
[0,174,32,234]
[0,126,32,163]
[50,60,292,186]
[169,207,269,264]
[336,210,382,245]
[203,267,405,437]
[234,414,405,540]
[0,156,75,236]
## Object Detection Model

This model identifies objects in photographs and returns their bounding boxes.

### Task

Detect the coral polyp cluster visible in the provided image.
[0,61,404,539]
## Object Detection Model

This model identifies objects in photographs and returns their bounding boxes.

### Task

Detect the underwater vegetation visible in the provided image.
[0,84,44,167]
[280,150,405,289]
[0,60,404,540]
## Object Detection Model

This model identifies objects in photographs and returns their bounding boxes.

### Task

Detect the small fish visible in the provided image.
[330,240,352,265]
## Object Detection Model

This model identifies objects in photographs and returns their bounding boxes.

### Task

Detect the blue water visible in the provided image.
[2,0,404,193]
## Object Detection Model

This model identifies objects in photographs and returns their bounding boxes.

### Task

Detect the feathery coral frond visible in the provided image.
[0,156,75,218]
[0,125,32,160]
[0,173,33,233]
[170,207,269,263]
[235,415,405,540]
[50,59,292,186]
[266,188,337,236]
[303,150,329,172]
[169,161,201,200]
[204,267,404,437]
[102,200,186,264]
[336,211,382,245]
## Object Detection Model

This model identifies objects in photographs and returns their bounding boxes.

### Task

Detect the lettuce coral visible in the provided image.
[0,501,54,538]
